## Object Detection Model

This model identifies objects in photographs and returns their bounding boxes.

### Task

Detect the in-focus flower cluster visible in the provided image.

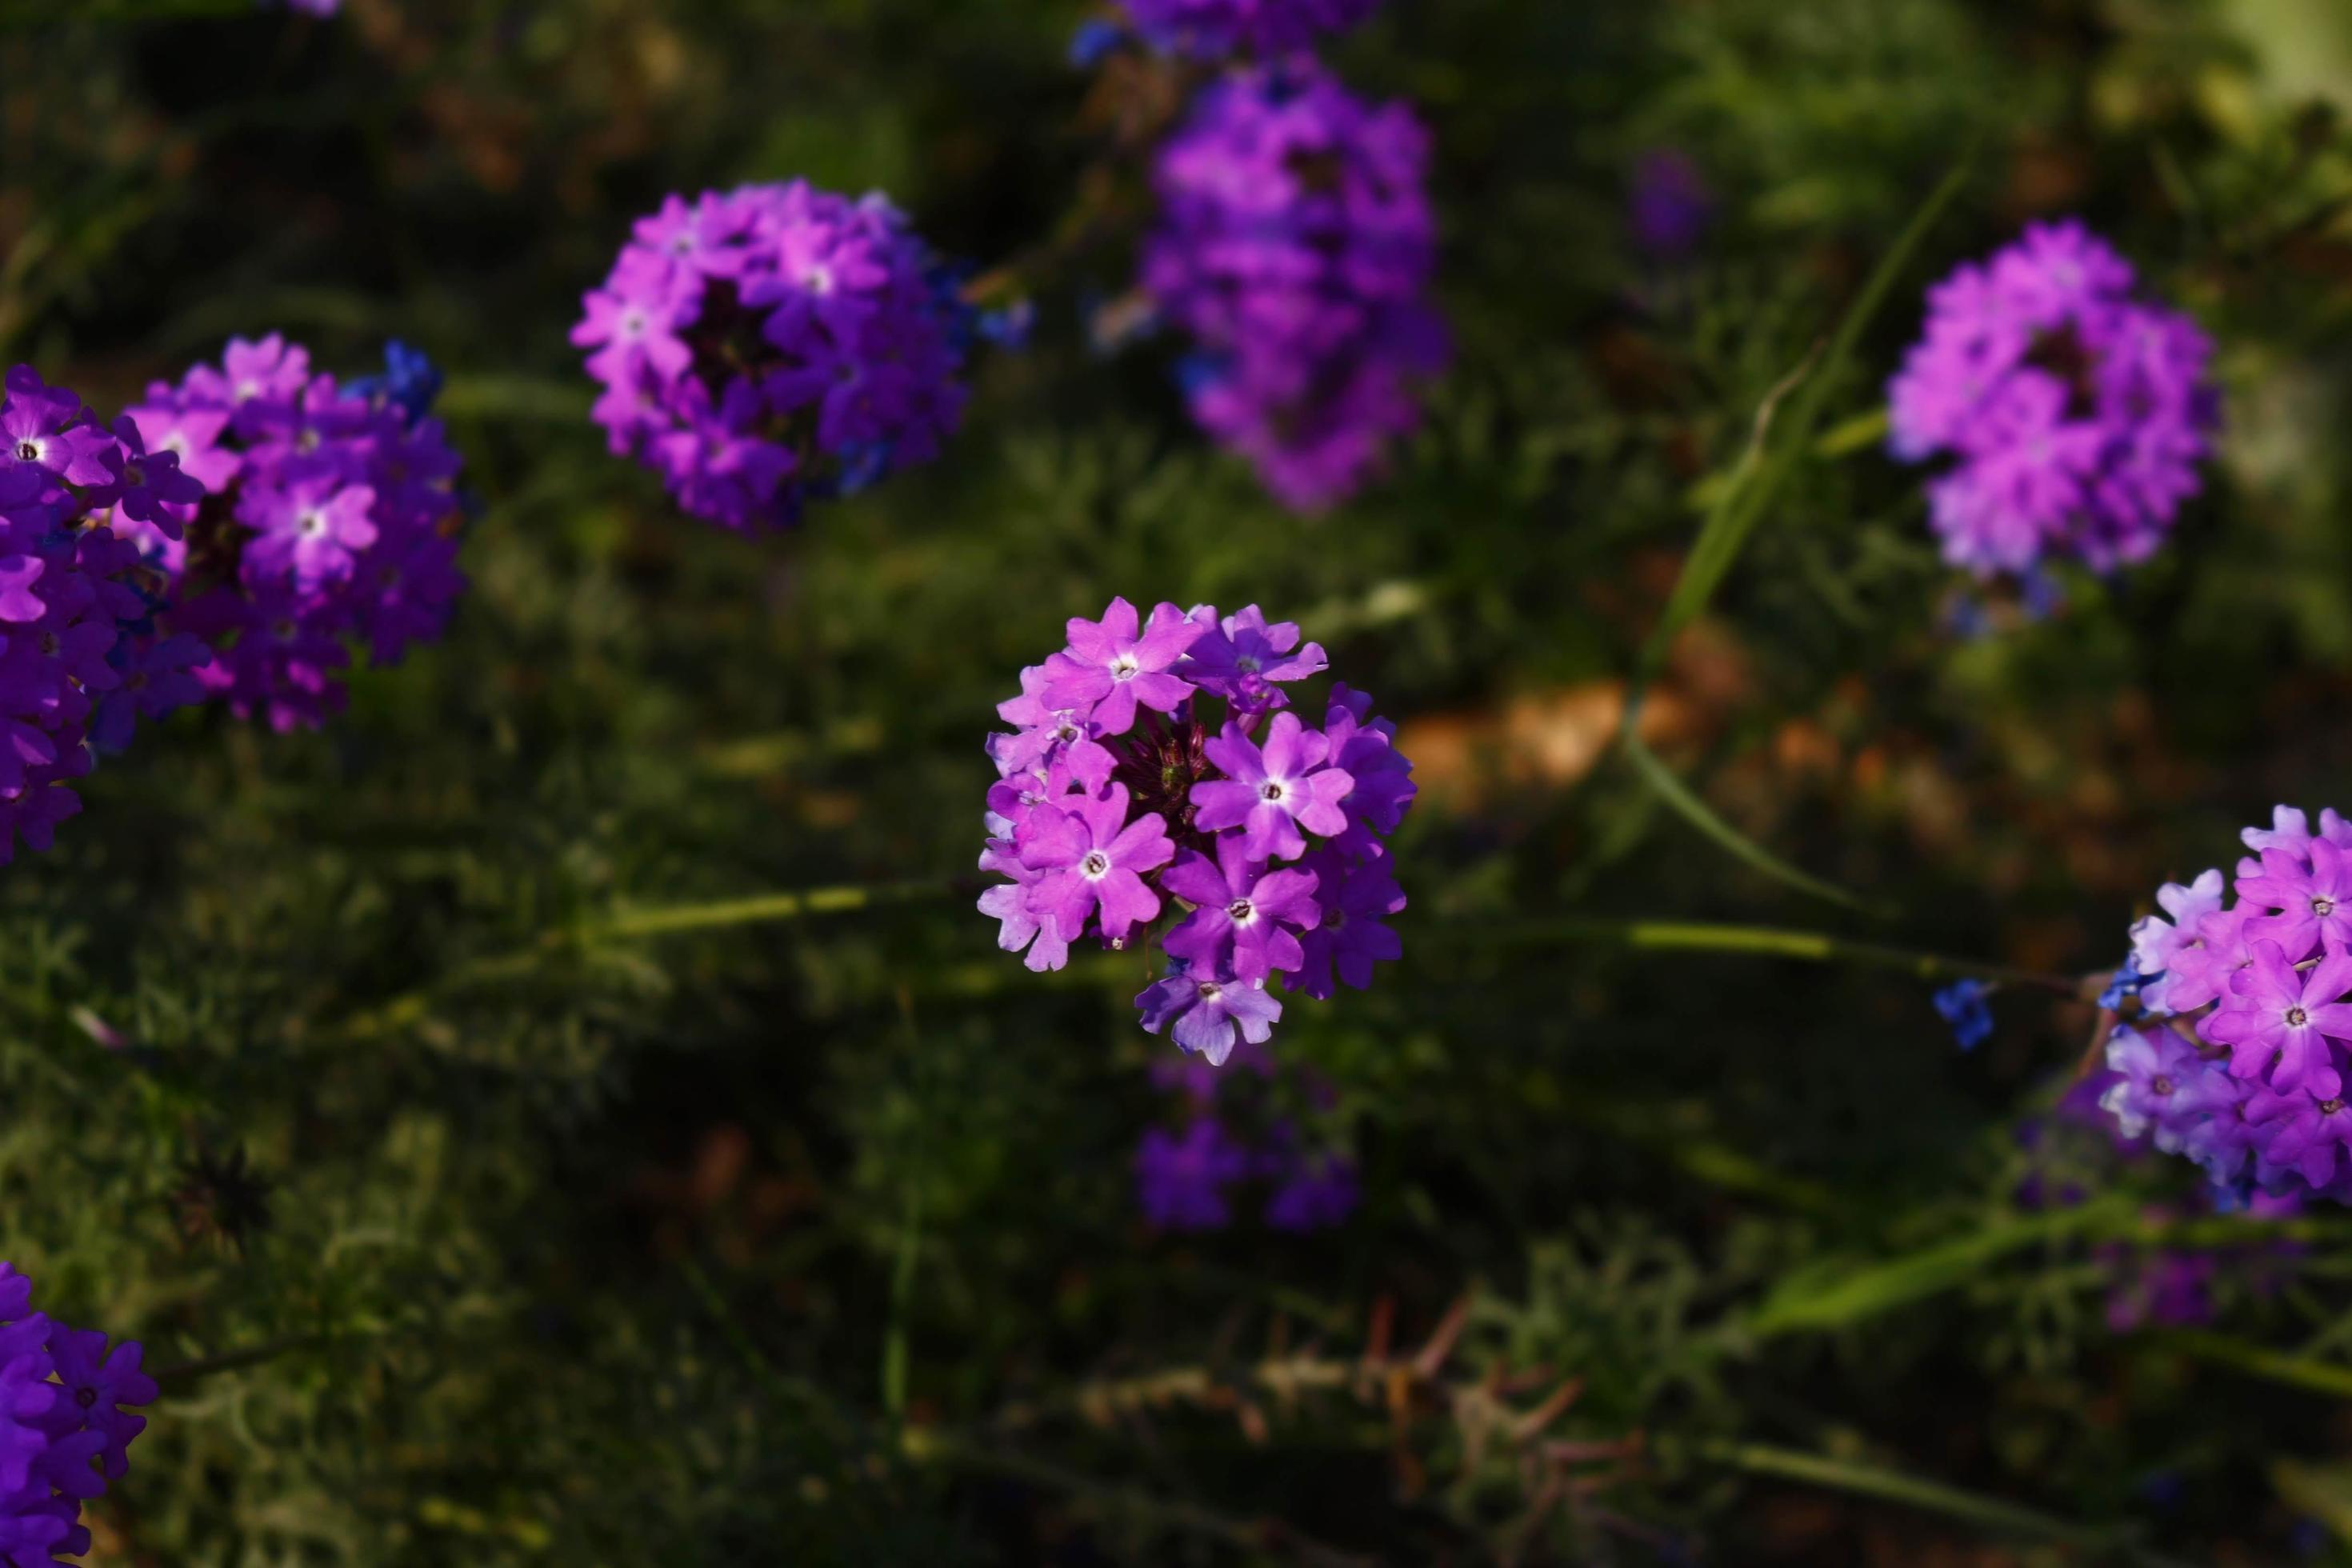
[1134,1038,1360,1231]
[0,1262,156,1563]
[574,182,984,533]
[1111,0,1381,57]
[2099,806,2352,1202]
[110,336,469,734]
[1143,62,1447,512]
[978,597,1413,1063]
[0,367,204,863]
[1888,220,2218,578]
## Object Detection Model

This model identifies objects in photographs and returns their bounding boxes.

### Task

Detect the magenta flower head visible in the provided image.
[979,598,1415,1066]
[574,182,983,533]
[0,1262,154,1556]
[2102,806,2352,1203]
[1887,219,2218,578]
[0,366,207,863]
[1143,61,1447,512]
[1112,0,1381,57]
[110,336,470,736]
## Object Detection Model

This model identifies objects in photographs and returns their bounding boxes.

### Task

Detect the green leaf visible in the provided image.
[1619,150,1974,911]
[1746,1198,2128,1338]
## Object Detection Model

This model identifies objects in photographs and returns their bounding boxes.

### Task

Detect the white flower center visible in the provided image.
[1259,781,1285,802]
[2288,1006,2310,1027]
[2316,896,2336,918]
[298,509,327,537]
[1226,899,1254,924]
[1109,655,1138,682]
[1195,982,1221,1003]
[1081,850,1110,879]
[13,439,38,462]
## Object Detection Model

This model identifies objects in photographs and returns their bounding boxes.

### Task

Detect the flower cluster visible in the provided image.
[1887,220,2218,578]
[574,182,983,533]
[978,597,1413,1063]
[1111,0,1381,57]
[110,336,469,734]
[1142,62,1448,512]
[1134,1039,1360,1231]
[0,1262,156,1562]
[0,367,203,863]
[2098,806,2352,1202]
[1629,149,1714,261]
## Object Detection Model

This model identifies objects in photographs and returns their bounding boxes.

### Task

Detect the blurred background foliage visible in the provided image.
[5,0,2352,1561]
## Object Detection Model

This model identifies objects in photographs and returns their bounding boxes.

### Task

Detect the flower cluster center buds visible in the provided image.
[978,597,1414,1064]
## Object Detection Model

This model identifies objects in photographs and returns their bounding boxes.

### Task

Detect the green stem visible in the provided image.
[2158,1329,2352,1401]
[1456,914,2086,995]
[154,1334,322,1388]
[1694,1438,2176,1562]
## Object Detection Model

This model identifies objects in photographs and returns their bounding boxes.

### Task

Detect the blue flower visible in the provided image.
[346,339,444,422]
[1067,18,1124,69]
[2098,954,2154,1012]
[1932,979,1996,1051]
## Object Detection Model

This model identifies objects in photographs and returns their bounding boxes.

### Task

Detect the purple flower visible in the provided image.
[1040,597,1203,737]
[42,1331,154,1482]
[0,1262,154,1556]
[2130,868,2227,1014]
[2101,1026,2235,1150]
[1887,219,2218,578]
[1192,712,1354,862]
[2238,840,2352,958]
[239,471,378,589]
[114,336,472,736]
[1289,847,1403,1000]
[1142,62,1446,510]
[1262,1138,1360,1231]
[1179,604,1326,710]
[0,366,194,864]
[1018,782,1174,952]
[1113,0,1380,58]
[2249,1088,2352,1190]
[1138,960,1283,1066]
[979,600,1414,1058]
[1630,150,1714,260]
[2203,940,2352,1098]
[1162,834,1322,984]
[1134,1119,1254,1230]
[575,182,982,531]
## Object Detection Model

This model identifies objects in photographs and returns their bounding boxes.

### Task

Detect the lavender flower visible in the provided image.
[1113,0,1380,58]
[2100,807,2352,1202]
[978,597,1414,1061]
[1887,220,2218,578]
[112,335,470,735]
[0,1262,154,1562]
[574,182,979,532]
[1143,62,1446,511]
